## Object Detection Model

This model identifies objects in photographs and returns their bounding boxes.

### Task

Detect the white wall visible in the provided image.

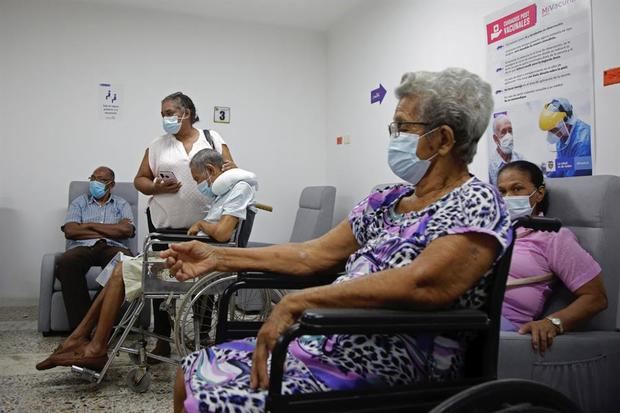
[0,0,327,299]
[325,0,620,222]
[1,0,618,301]
[591,0,620,175]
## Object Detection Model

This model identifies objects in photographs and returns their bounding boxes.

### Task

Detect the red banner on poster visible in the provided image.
[486,4,537,44]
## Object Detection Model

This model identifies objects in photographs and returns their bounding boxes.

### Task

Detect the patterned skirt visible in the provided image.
[181,333,464,413]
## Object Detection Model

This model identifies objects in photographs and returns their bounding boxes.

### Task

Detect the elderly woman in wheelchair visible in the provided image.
[36,148,257,371]
[161,68,513,413]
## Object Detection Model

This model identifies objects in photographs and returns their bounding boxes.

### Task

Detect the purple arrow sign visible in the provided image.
[370,83,386,104]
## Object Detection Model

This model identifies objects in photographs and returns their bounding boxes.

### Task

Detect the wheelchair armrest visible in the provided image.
[147,232,216,242]
[514,216,561,232]
[144,232,235,251]
[236,272,341,289]
[268,308,489,398]
[299,308,489,333]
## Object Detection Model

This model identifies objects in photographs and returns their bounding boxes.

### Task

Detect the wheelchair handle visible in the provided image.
[513,216,561,232]
[255,202,273,212]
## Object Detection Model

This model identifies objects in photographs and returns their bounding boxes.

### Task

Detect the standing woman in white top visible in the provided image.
[135,92,236,231]
[134,91,237,357]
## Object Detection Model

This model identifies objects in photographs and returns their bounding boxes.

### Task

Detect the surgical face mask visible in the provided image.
[388,129,438,186]
[499,133,514,154]
[89,180,108,199]
[162,113,187,134]
[504,190,536,220]
[197,176,215,200]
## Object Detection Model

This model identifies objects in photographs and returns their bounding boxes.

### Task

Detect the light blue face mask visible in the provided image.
[197,178,215,200]
[388,129,438,186]
[162,116,182,134]
[89,180,108,199]
[504,190,536,220]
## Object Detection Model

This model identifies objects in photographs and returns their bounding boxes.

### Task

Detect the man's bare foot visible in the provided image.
[36,340,107,371]
[53,337,89,355]
[81,341,107,359]
[36,337,90,370]
[37,350,108,371]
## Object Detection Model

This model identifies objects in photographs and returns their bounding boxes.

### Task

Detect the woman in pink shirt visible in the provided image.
[496,160,607,352]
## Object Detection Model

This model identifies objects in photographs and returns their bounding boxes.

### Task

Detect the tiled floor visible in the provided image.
[0,306,177,412]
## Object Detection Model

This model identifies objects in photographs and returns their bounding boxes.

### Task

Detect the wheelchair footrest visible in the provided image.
[71,365,101,381]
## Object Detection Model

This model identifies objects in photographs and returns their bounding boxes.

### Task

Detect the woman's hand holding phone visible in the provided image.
[154,176,182,194]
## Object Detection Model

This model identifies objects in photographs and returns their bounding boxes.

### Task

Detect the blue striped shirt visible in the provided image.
[64,194,134,250]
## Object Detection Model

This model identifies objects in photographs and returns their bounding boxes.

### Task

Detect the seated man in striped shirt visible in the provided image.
[58,166,135,331]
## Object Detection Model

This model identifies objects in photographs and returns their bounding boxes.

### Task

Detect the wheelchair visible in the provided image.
[211,216,564,412]
[71,207,283,392]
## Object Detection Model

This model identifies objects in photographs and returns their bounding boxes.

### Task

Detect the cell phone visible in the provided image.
[159,171,178,182]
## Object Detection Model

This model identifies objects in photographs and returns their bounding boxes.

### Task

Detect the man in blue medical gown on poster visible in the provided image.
[538,97,592,177]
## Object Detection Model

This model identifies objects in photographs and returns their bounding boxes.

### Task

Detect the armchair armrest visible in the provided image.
[39,252,63,333]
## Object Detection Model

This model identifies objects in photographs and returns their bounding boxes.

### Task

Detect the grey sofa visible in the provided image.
[38,181,149,334]
[498,175,620,413]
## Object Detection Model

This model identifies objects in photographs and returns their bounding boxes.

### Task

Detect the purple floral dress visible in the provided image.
[181,177,512,413]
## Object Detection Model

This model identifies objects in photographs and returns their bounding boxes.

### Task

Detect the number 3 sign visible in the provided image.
[213,106,231,124]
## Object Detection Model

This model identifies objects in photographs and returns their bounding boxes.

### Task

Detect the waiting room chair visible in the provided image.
[498,175,620,413]
[215,216,560,412]
[38,181,149,334]
[248,186,336,246]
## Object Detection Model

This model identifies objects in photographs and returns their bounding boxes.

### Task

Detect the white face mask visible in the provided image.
[498,133,514,154]
[503,190,537,220]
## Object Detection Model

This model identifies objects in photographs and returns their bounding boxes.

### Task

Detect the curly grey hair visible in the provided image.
[395,68,493,165]
[189,148,224,175]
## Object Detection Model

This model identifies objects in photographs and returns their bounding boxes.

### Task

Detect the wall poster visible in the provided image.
[98,82,121,121]
[485,0,594,185]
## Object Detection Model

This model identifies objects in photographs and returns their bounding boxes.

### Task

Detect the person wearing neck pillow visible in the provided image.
[187,148,257,241]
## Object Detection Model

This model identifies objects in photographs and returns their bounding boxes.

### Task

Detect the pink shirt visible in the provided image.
[501,226,601,328]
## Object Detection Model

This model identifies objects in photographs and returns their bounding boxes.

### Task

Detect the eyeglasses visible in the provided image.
[89,176,113,185]
[388,121,429,138]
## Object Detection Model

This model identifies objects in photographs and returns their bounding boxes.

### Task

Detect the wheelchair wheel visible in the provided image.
[428,379,583,413]
[228,286,284,322]
[174,272,280,357]
[126,367,151,393]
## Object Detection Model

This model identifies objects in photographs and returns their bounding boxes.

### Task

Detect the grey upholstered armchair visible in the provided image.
[498,175,620,413]
[38,181,148,334]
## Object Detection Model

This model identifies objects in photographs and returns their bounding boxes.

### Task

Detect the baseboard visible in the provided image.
[0,297,38,307]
